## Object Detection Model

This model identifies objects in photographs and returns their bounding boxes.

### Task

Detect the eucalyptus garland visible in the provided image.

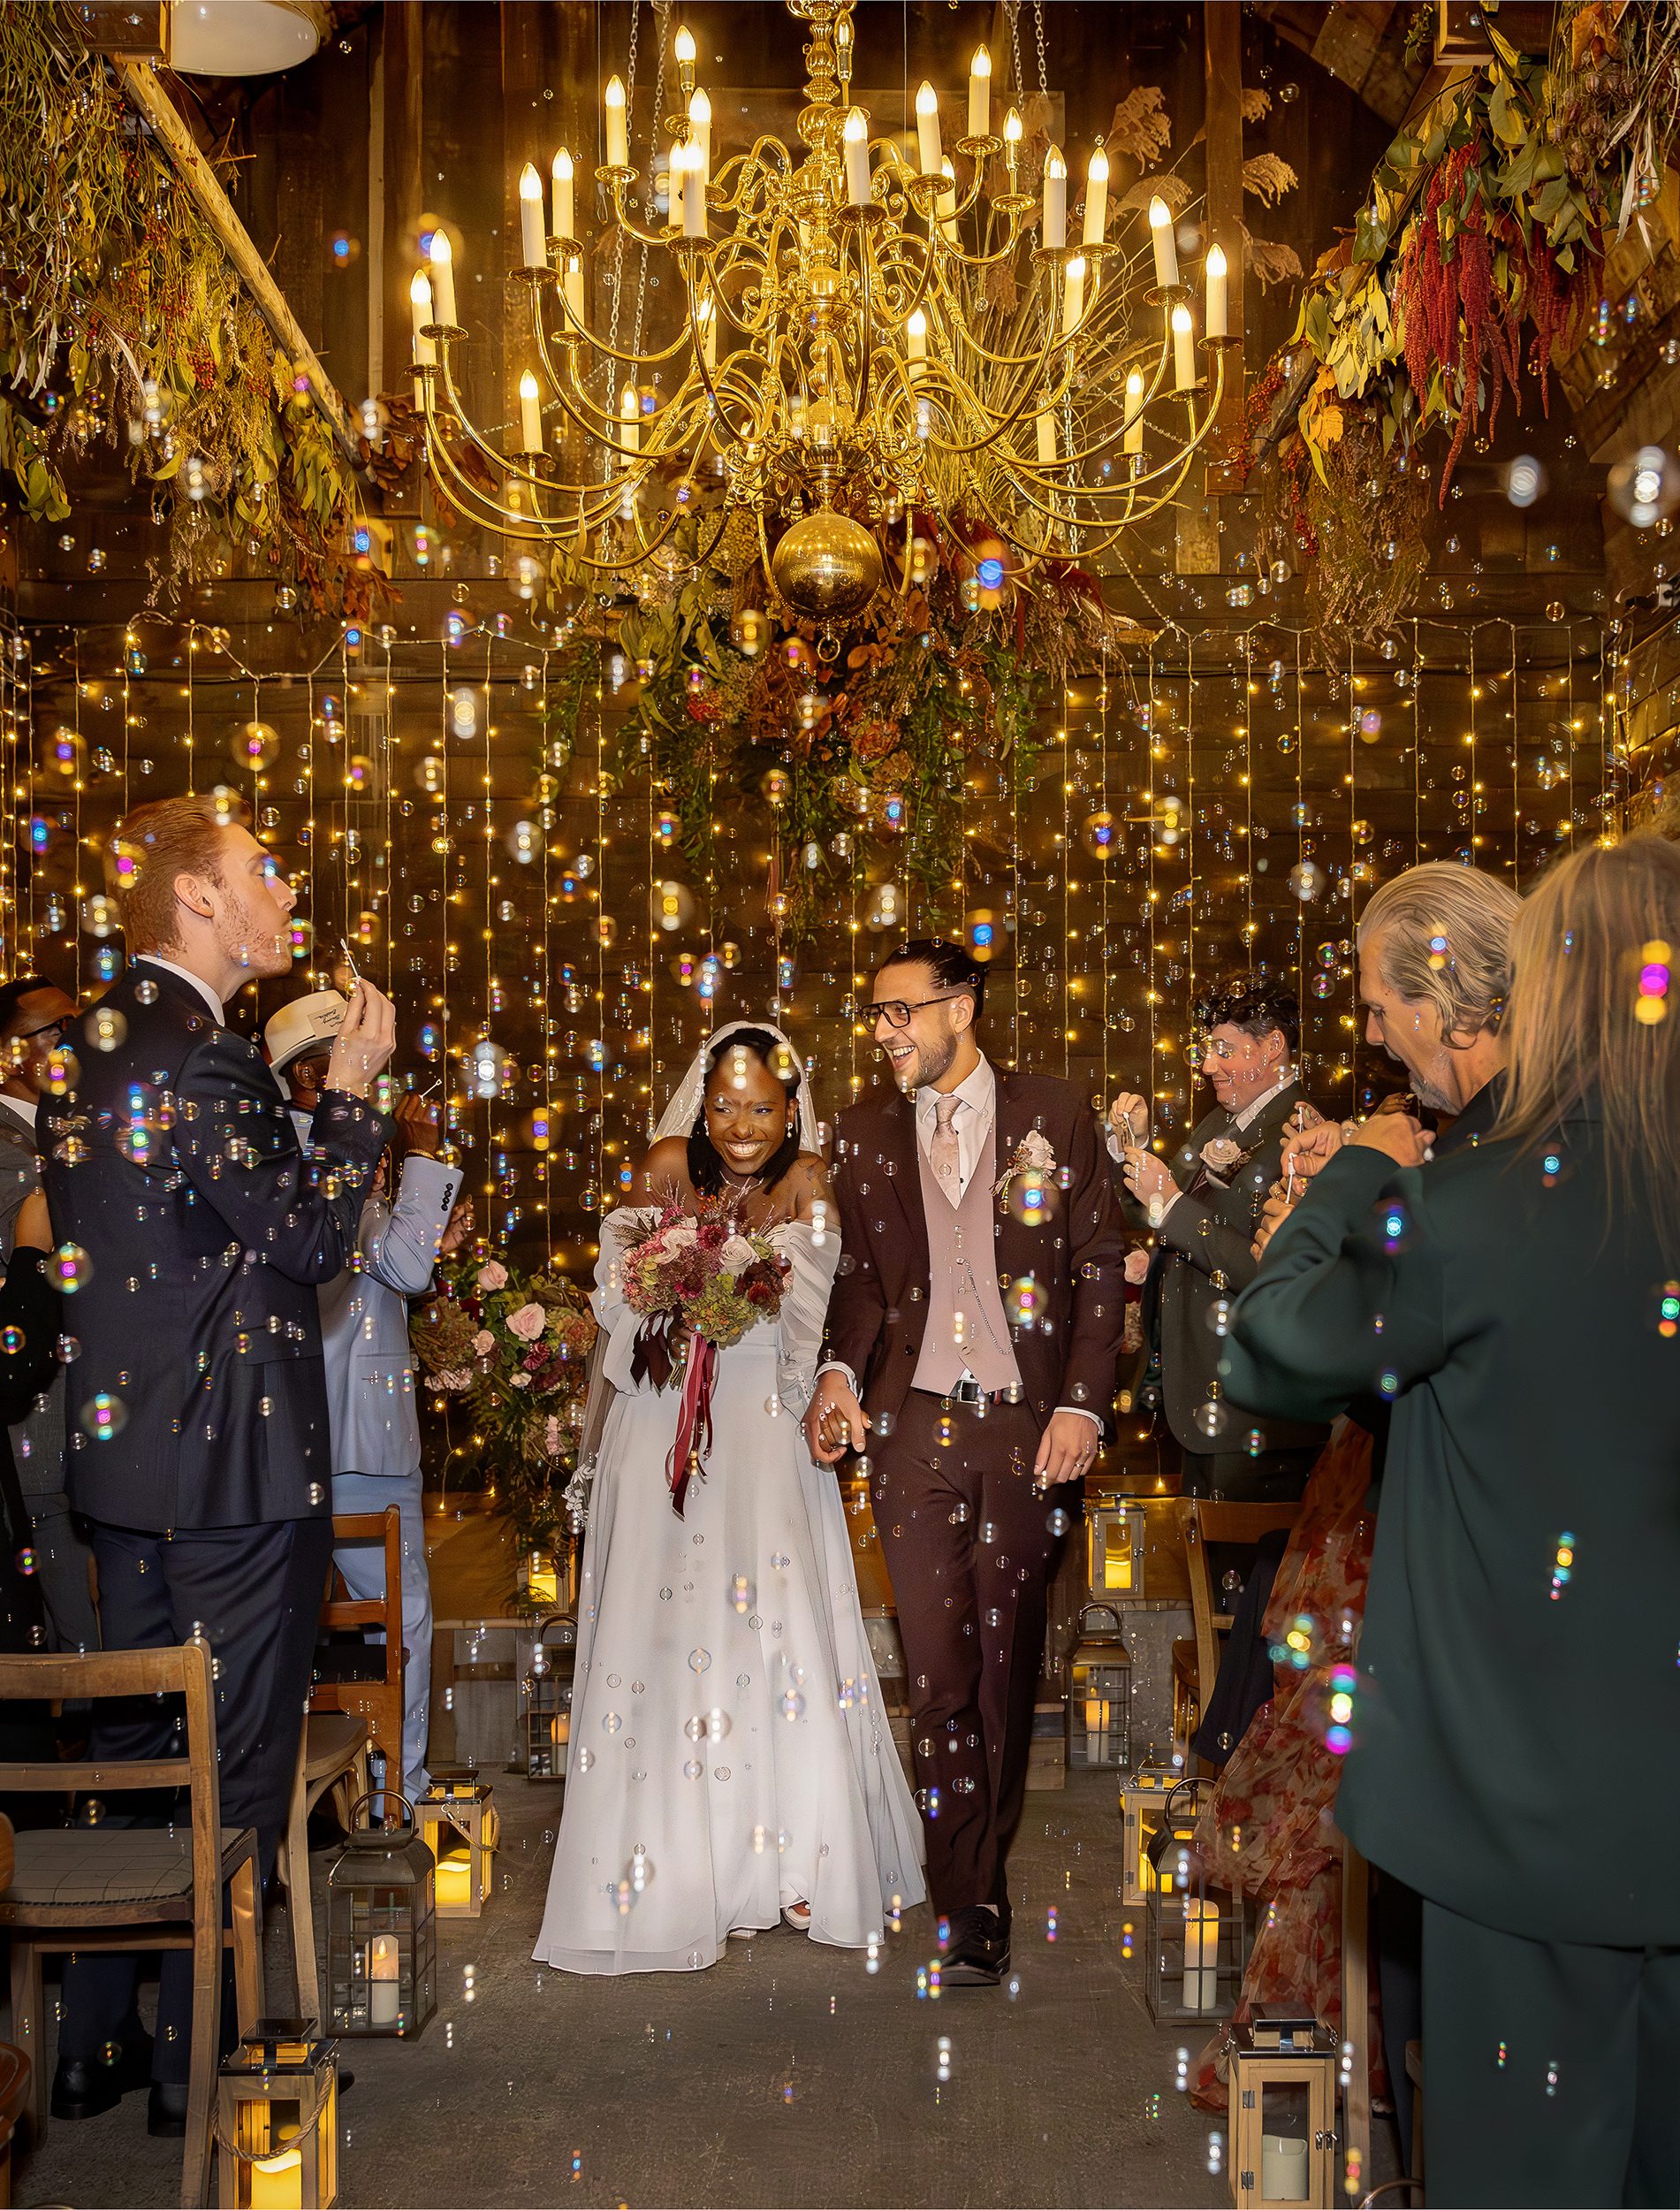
[0,4,371,615]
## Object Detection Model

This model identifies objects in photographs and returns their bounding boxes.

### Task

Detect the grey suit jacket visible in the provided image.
[293,1111,460,1478]
[0,1098,65,1505]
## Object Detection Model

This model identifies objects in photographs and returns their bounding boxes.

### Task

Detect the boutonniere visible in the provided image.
[1199,1134,1245,1178]
[995,1127,1057,1209]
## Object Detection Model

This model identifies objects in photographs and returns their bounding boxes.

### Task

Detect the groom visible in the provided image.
[805,940,1125,1985]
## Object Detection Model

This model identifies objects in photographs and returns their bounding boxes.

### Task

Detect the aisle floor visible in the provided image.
[17,1772,1254,2208]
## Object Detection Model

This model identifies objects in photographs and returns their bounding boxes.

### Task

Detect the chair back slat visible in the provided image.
[0,1643,194,1704]
[0,1759,191,1795]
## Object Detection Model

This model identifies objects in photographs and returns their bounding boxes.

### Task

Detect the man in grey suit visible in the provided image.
[1108,979,1326,1499]
[0,972,97,1654]
[267,991,470,1804]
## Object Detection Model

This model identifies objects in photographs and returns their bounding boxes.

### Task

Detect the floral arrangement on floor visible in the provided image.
[411,1252,597,1566]
[618,1193,790,1514]
[0,4,376,617]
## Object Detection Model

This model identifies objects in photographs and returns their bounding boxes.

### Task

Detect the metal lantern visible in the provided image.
[216,2019,338,2209]
[1229,2017,1340,2208]
[1118,1761,1178,1907]
[1086,1497,1148,1600]
[416,1775,497,1918]
[1143,1778,1248,2022]
[1066,1602,1132,1772]
[324,1792,436,2039]
[523,1612,577,1780]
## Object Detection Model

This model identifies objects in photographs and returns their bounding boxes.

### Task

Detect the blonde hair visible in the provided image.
[105,794,246,954]
[1357,861,1521,1045]
[1497,834,1680,1254]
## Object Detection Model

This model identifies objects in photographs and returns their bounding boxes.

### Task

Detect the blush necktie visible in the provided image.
[931,1092,962,1206]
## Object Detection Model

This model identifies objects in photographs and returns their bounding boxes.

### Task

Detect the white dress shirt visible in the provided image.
[0,1094,36,1133]
[133,953,225,1025]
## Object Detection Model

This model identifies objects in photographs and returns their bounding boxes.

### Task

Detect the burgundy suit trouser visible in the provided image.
[870,1390,1064,1916]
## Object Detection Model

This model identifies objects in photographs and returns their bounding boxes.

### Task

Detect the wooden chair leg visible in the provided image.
[284,1746,320,2023]
[181,1890,221,2210]
[8,1941,43,2145]
[1341,1837,1372,2194]
[228,1854,264,2039]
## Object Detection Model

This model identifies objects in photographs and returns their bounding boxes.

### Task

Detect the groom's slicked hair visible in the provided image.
[880,937,986,1020]
[688,1025,804,1196]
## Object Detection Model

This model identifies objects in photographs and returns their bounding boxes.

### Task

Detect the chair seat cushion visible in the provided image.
[304,1710,369,1784]
[0,1825,250,1909]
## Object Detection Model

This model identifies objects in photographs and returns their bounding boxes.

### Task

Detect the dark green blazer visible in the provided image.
[1220,1106,1680,1947]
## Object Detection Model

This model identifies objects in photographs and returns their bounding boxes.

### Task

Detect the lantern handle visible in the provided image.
[536,1611,578,1652]
[346,1788,416,1834]
[1075,1600,1124,1638]
[1163,1774,1210,1825]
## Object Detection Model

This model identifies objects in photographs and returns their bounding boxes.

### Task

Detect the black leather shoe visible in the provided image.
[148,2081,189,2138]
[939,1904,1010,1986]
[50,2025,154,2122]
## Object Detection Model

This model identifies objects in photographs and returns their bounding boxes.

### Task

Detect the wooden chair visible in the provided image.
[1174,1497,1304,1763]
[277,1710,369,2022]
[308,1509,406,1780]
[0,1642,263,2210]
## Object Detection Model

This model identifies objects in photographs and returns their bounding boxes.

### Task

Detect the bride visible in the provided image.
[534,1021,924,1974]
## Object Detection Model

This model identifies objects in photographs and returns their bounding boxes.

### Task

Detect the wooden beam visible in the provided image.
[112,60,361,461]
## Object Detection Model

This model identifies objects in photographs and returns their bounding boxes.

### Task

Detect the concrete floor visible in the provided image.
[16,1772,1247,2209]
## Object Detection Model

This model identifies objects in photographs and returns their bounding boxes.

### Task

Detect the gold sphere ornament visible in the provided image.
[771,512,883,621]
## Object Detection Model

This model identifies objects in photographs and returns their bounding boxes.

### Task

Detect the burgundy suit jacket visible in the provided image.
[823,1066,1128,1434]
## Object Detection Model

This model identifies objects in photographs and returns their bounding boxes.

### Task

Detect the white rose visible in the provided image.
[664,1222,698,1248]
[1019,1130,1055,1170]
[511,1372,532,1390]
[718,1235,756,1276]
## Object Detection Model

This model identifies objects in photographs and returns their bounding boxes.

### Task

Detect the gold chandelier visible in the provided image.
[409,0,1231,637]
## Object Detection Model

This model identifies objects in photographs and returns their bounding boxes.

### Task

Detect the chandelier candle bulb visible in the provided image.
[562,255,584,329]
[915,80,942,177]
[620,383,640,454]
[1149,194,1178,289]
[1062,255,1086,338]
[1083,147,1109,247]
[688,88,711,188]
[518,370,543,453]
[1205,243,1228,339]
[604,73,627,170]
[409,271,435,362]
[968,44,990,139]
[1043,145,1067,248]
[551,147,574,242]
[1037,408,1056,465]
[1003,106,1022,175]
[518,164,545,268]
[682,143,708,237]
[843,107,870,206]
[1124,367,1144,453]
[674,21,696,95]
[938,156,959,242]
[1172,301,1195,389]
[427,229,457,327]
[668,139,686,230]
[905,307,927,381]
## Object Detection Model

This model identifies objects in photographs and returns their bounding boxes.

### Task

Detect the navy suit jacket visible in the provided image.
[42,964,390,1531]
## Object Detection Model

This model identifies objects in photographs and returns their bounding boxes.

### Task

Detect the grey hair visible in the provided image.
[1356,861,1522,1044]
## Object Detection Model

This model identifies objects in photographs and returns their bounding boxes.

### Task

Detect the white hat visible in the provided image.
[264,989,347,1076]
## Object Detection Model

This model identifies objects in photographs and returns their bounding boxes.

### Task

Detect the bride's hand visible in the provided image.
[804,1370,868,1465]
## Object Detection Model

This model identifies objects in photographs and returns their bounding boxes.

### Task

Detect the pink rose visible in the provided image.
[507,1302,546,1342]
[1123,1247,1152,1286]
[471,1329,495,1356]
[476,1261,509,1292]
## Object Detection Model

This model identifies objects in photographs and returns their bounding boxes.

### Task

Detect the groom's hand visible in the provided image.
[1034,1409,1099,1487]
[804,1370,868,1464]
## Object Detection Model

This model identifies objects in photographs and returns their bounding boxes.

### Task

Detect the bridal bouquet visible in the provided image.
[616,1192,790,1513]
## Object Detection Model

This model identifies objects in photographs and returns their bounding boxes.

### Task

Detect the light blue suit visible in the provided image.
[294,1110,460,1801]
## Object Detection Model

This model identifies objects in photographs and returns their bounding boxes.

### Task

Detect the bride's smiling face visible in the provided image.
[703,1049,792,1178]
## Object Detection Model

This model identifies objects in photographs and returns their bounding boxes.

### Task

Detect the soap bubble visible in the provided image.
[1192,1398,1228,1439]
[80,1391,126,1442]
[89,1006,126,1053]
[51,1244,92,1293]
[1289,861,1324,903]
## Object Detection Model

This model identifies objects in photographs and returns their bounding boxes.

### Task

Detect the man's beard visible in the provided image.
[219,895,292,978]
[901,1026,957,1092]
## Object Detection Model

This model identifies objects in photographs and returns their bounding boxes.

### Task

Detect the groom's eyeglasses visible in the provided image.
[870,991,967,1029]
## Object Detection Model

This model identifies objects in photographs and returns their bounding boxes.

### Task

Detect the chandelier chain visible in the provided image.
[606,0,640,362]
[1032,2,1049,98]
[1004,1,1024,107]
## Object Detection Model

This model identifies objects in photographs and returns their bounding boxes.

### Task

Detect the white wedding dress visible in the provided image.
[534,1046,924,1975]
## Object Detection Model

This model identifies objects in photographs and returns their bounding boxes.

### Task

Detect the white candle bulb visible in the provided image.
[1172,301,1195,389]
[915,80,942,178]
[427,229,457,327]
[518,369,543,453]
[938,156,958,243]
[1004,107,1022,156]
[1124,367,1144,453]
[563,257,585,329]
[968,45,990,139]
[1149,194,1178,289]
[667,139,685,229]
[682,140,708,237]
[1043,145,1067,248]
[620,382,640,455]
[688,88,711,188]
[1061,254,1086,338]
[1036,408,1056,465]
[409,271,435,358]
[1083,147,1109,247]
[551,147,575,241]
[843,107,870,206]
[673,23,695,68]
[604,74,627,170]
[518,163,545,268]
[905,306,927,381]
[1205,242,1228,339]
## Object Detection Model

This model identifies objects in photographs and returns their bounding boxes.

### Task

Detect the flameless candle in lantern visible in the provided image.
[1149,194,1178,288]
[914,80,942,177]
[324,1794,436,2038]
[967,44,990,138]
[1083,146,1109,246]
[620,383,640,455]
[426,229,456,327]
[518,163,545,268]
[1088,1497,1149,1598]
[1042,145,1067,248]
[1061,255,1086,338]
[1124,368,1144,453]
[905,308,927,384]
[1144,1779,1245,2022]
[216,2021,338,2210]
[843,108,870,206]
[1205,241,1228,339]
[551,146,575,242]
[1172,301,1195,389]
[418,1776,498,1918]
[1067,1603,1132,1772]
[518,370,543,454]
[1119,1763,1176,1905]
[604,73,627,169]
[1228,2019,1339,2208]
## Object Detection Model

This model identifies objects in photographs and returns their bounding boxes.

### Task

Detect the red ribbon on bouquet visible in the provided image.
[665,1331,718,1517]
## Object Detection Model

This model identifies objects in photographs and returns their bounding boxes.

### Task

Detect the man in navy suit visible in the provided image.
[44,795,395,2133]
